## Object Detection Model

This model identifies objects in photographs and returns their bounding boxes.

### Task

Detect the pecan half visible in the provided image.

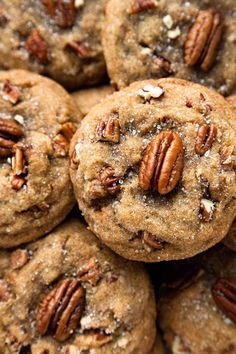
[195,124,217,156]
[96,117,120,143]
[2,80,22,104]
[26,29,49,64]
[212,277,236,324]
[67,42,91,58]
[10,249,28,270]
[130,0,158,14]
[53,122,76,156]
[220,146,235,170]
[199,198,215,222]
[139,130,184,195]
[42,0,76,28]
[0,137,15,157]
[36,278,85,342]
[78,257,100,286]
[0,118,24,138]
[100,167,121,195]
[184,9,222,71]
[143,231,165,249]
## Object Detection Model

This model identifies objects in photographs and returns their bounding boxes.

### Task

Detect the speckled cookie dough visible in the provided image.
[159,246,236,354]
[0,69,81,248]
[72,85,115,117]
[103,0,236,95]
[227,95,236,111]
[0,219,157,354]
[0,0,108,90]
[223,221,236,251]
[70,78,236,262]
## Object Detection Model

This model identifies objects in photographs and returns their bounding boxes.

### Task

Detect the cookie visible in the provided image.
[0,0,107,90]
[72,85,115,117]
[103,0,236,95]
[227,95,236,111]
[0,69,81,248]
[223,221,236,251]
[0,219,157,353]
[159,246,236,354]
[70,78,236,262]
[150,333,165,354]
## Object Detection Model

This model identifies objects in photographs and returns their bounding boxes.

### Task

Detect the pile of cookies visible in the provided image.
[0,0,235,353]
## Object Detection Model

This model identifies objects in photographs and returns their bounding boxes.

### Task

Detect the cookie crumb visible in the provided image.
[163,14,173,29]
[167,27,181,39]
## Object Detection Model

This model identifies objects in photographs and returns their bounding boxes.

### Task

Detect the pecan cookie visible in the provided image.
[72,85,115,117]
[103,0,236,95]
[159,246,236,354]
[0,219,157,353]
[223,221,236,251]
[70,78,236,262]
[227,95,236,111]
[0,0,107,90]
[0,69,80,248]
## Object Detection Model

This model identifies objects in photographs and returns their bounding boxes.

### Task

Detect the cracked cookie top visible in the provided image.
[103,0,236,95]
[0,0,108,90]
[0,69,81,248]
[159,246,236,354]
[0,219,156,354]
[70,78,236,262]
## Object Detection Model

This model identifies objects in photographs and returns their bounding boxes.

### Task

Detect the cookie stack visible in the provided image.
[0,1,235,353]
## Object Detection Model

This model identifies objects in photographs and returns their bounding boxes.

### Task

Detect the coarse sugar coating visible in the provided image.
[70,78,236,262]
[103,0,236,95]
[159,246,236,354]
[0,219,157,354]
[0,69,81,248]
[0,0,108,90]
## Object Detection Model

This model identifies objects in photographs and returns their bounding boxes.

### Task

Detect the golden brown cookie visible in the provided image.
[159,246,236,354]
[0,0,108,90]
[223,221,236,251]
[0,69,81,248]
[72,85,115,117]
[70,78,236,262]
[0,219,157,353]
[103,0,236,95]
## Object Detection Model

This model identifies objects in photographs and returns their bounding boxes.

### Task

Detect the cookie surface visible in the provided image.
[227,95,236,111]
[72,85,115,117]
[103,0,236,95]
[70,78,236,262]
[223,221,236,251]
[0,69,80,248]
[0,219,156,353]
[0,0,107,90]
[159,246,236,354]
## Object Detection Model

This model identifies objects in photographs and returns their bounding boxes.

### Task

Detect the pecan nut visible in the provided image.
[10,249,28,270]
[130,0,158,14]
[42,0,76,28]
[2,80,22,104]
[139,130,184,195]
[67,41,91,58]
[96,116,120,143]
[100,167,121,195]
[53,122,76,156]
[212,277,236,324]
[0,118,24,138]
[78,257,100,286]
[184,9,222,71]
[143,231,165,250]
[36,278,85,342]
[199,198,215,222]
[26,29,49,64]
[10,146,28,190]
[195,124,217,156]
[154,55,175,76]
[220,146,235,170]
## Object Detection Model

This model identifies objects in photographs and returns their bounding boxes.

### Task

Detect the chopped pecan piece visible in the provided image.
[130,0,158,14]
[155,55,174,75]
[0,137,15,157]
[26,29,49,64]
[10,249,28,270]
[0,118,24,138]
[100,167,121,195]
[96,116,120,143]
[2,80,22,104]
[220,146,235,170]
[139,130,184,195]
[184,9,223,71]
[42,0,76,28]
[10,146,27,190]
[199,198,215,222]
[143,231,165,249]
[67,41,91,58]
[36,278,85,342]
[78,257,101,286]
[195,124,217,156]
[212,277,236,324]
[53,122,76,156]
